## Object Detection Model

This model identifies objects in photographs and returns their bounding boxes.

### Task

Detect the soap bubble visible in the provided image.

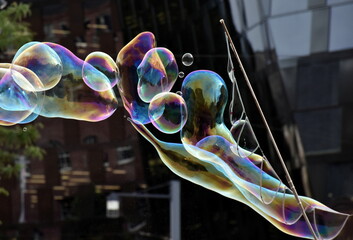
[12,42,63,91]
[148,92,187,134]
[116,31,156,124]
[230,119,259,158]
[82,51,119,92]
[0,68,37,126]
[182,53,193,66]
[178,71,185,78]
[137,47,178,103]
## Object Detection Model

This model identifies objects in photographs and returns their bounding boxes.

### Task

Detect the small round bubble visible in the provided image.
[178,71,185,78]
[182,53,193,66]
[82,51,119,92]
[148,92,187,134]
[23,127,27,131]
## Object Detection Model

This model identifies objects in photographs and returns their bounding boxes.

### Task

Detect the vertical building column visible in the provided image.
[310,8,329,53]
[170,180,180,240]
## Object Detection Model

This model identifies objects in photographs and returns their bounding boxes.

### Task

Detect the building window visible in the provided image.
[58,152,71,170]
[106,193,120,218]
[49,140,63,148]
[25,160,31,177]
[83,135,98,144]
[60,198,73,220]
[103,152,109,168]
[116,145,135,165]
[295,108,341,155]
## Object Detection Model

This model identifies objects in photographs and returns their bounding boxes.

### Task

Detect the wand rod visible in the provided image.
[219,19,318,240]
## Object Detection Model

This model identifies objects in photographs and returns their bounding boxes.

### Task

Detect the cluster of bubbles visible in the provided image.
[1,32,350,240]
[177,52,194,79]
[118,32,350,240]
[117,32,192,134]
[0,42,119,126]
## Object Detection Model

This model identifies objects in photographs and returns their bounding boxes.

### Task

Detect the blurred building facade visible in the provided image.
[229,0,353,211]
[0,0,146,239]
[2,0,353,239]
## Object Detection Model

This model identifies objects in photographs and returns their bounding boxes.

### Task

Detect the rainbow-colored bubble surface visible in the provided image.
[83,51,119,92]
[137,47,178,103]
[0,42,118,124]
[148,92,187,134]
[1,31,350,240]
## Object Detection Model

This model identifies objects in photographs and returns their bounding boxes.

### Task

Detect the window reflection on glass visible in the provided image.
[243,0,260,28]
[271,0,308,16]
[58,152,71,170]
[116,145,134,165]
[327,0,353,5]
[329,3,353,51]
[269,12,311,59]
[295,108,342,154]
[247,24,265,52]
[228,0,243,32]
[83,135,98,144]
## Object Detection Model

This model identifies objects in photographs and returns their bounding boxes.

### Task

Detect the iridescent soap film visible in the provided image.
[148,92,187,134]
[137,47,178,103]
[0,41,118,124]
[116,32,156,124]
[0,31,350,240]
[82,51,119,92]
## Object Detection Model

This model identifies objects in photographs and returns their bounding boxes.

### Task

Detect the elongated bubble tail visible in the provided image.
[312,208,350,240]
[128,118,161,151]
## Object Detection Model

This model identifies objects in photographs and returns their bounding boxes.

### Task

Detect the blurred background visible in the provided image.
[0,0,352,239]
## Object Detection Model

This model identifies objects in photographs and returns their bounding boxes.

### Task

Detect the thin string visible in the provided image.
[226,30,285,207]
[219,19,319,240]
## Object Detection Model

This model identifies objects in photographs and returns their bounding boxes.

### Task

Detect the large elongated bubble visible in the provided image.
[39,42,118,122]
[0,31,350,240]
[121,55,350,239]
[116,32,156,124]
[181,70,233,145]
[0,41,118,125]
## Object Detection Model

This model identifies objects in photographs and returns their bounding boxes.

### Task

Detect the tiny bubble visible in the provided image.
[178,71,185,78]
[23,127,27,132]
[182,53,193,66]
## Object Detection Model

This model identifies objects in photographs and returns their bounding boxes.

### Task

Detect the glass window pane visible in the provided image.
[329,3,353,51]
[229,0,243,32]
[295,108,341,154]
[271,0,308,16]
[246,25,265,52]
[296,61,339,109]
[269,12,312,59]
[244,0,260,28]
[260,0,271,16]
[327,0,353,5]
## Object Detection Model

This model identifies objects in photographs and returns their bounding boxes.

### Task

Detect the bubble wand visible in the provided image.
[219,19,319,240]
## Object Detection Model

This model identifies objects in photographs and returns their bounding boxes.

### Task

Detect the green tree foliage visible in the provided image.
[0,2,45,196]
[0,124,45,196]
[0,2,33,52]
